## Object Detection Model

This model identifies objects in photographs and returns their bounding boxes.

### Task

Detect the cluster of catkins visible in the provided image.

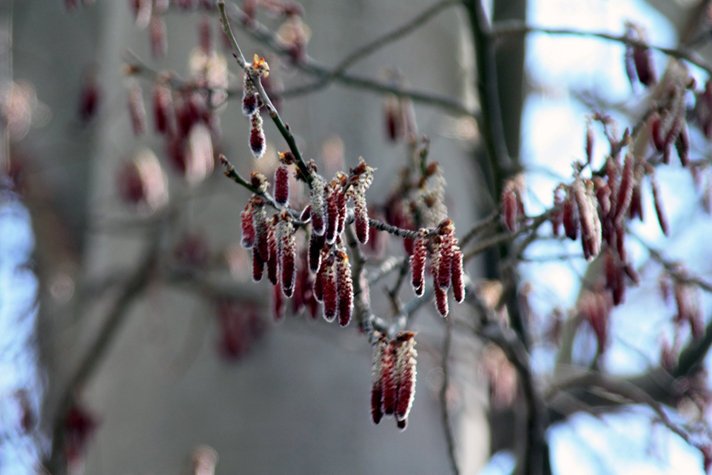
[370,331,417,430]
[409,219,465,318]
[239,149,375,328]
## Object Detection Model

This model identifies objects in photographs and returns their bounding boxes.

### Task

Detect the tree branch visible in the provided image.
[221,1,477,118]
[490,21,712,75]
[46,235,159,473]
[284,0,460,96]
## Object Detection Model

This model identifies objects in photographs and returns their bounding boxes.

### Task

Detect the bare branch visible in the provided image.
[491,21,712,75]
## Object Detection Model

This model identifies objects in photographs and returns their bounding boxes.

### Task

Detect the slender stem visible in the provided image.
[491,22,712,75]
[217,0,313,185]
[289,0,459,94]
[220,1,477,118]
[439,317,460,475]
[46,236,159,473]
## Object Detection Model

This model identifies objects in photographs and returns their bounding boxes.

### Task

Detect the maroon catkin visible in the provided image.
[335,251,353,327]
[249,113,265,159]
[434,285,449,318]
[394,332,417,423]
[152,81,173,135]
[562,186,579,240]
[149,16,167,59]
[128,81,147,136]
[325,183,340,244]
[278,217,296,297]
[451,246,465,303]
[240,201,255,249]
[354,194,369,244]
[252,249,264,282]
[322,258,337,322]
[267,222,279,286]
[273,282,285,321]
[410,229,428,296]
[274,164,290,206]
[308,232,324,273]
[310,176,326,236]
[381,341,398,415]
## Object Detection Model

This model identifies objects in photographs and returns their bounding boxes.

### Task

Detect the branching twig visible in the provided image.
[285,0,460,96]
[46,236,160,472]
[217,0,314,185]
[491,21,712,75]
[221,1,477,118]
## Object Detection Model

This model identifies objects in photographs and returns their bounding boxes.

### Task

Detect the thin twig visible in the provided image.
[439,317,460,475]
[491,22,712,75]
[217,0,314,185]
[46,235,160,472]
[287,0,460,95]
[221,1,477,118]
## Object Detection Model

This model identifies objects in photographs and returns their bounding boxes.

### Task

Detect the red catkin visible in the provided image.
[149,16,167,59]
[322,256,337,322]
[249,113,265,159]
[325,181,340,244]
[308,232,324,273]
[310,176,326,236]
[273,282,285,321]
[252,248,265,282]
[267,221,279,286]
[274,164,290,206]
[562,186,579,240]
[451,246,465,303]
[434,285,449,318]
[370,334,387,424]
[128,81,147,136]
[381,341,398,415]
[410,229,428,296]
[152,81,173,135]
[354,194,369,244]
[278,215,296,297]
[394,332,417,423]
[335,250,353,327]
[240,200,255,249]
